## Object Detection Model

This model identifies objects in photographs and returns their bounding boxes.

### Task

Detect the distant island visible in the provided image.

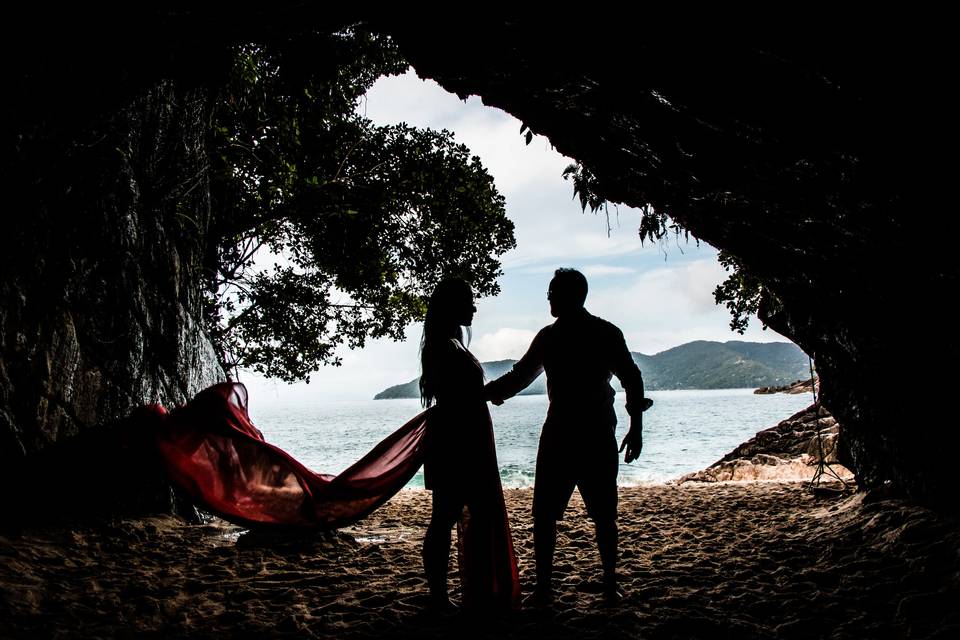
[374,340,811,399]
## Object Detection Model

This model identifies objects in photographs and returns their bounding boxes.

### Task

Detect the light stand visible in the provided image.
[807,356,849,491]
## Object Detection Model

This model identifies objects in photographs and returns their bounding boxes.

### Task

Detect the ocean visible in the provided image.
[246,389,813,488]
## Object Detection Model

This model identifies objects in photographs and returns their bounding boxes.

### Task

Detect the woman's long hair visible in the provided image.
[420,278,473,407]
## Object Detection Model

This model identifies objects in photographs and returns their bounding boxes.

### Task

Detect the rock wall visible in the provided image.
[1,80,224,466]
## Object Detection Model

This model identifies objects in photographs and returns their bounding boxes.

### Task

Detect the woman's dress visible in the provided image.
[422,338,521,608]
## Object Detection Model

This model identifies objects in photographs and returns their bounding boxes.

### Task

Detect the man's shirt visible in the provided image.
[484,309,645,428]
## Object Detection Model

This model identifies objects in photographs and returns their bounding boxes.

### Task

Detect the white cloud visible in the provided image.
[518,263,638,277]
[363,72,567,194]
[445,117,569,195]
[470,328,538,361]
[587,259,789,354]
[504,225,646,269]
[590,259,726,318]
[581,265,638,277]
[358,72,463,127]
[239,326,422,403]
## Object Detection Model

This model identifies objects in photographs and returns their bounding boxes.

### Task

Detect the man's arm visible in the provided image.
[483,329,546,404]
[610,326,648,463]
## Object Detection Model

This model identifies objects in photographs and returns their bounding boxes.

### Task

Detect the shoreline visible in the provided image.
[3,481,957,639]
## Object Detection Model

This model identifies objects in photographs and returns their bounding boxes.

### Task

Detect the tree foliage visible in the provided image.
[712,250,764,334]
[205,29,515,382]
[561,160,687,243]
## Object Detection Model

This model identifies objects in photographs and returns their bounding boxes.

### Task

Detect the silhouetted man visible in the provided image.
[485,268,648,606]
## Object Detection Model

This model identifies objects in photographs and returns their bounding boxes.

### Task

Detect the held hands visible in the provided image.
[483,385,505,406]
[619,418,643,463]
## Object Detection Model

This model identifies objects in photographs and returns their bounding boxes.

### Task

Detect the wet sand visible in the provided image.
[2,483,958,639]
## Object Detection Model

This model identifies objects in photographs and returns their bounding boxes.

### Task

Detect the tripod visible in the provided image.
[807,356,849,491]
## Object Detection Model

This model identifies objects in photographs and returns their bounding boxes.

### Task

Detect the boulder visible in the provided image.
[678,404,854,484]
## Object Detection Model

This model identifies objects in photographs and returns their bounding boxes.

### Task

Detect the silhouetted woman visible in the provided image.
[419,278,520,611]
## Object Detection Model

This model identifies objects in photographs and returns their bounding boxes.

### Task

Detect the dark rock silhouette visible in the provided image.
[3,81,224,464]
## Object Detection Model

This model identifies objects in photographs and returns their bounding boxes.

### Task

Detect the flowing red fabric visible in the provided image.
[144,382,426,529]
[142,382,519,608]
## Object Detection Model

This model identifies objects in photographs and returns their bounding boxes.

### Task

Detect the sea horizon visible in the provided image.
[247,388,814,488]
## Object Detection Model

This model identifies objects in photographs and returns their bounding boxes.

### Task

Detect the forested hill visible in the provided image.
[374,341,810,399]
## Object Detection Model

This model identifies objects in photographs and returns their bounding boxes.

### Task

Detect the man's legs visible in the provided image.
[532,503,620,603]
[595,517,619,597]
[580,439,621,602]
[529,441,576,605]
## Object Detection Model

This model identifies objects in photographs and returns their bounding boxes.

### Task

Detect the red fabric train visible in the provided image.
[138,382,520,608]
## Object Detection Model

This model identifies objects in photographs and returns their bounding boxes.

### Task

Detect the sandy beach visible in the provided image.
[2,483,958,639]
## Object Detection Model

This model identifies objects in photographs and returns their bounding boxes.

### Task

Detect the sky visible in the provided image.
[240,71,791,403]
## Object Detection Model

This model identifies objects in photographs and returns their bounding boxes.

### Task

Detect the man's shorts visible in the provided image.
[532,422,619,523]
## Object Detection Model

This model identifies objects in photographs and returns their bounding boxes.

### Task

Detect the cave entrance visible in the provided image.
[243,70,832,488]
